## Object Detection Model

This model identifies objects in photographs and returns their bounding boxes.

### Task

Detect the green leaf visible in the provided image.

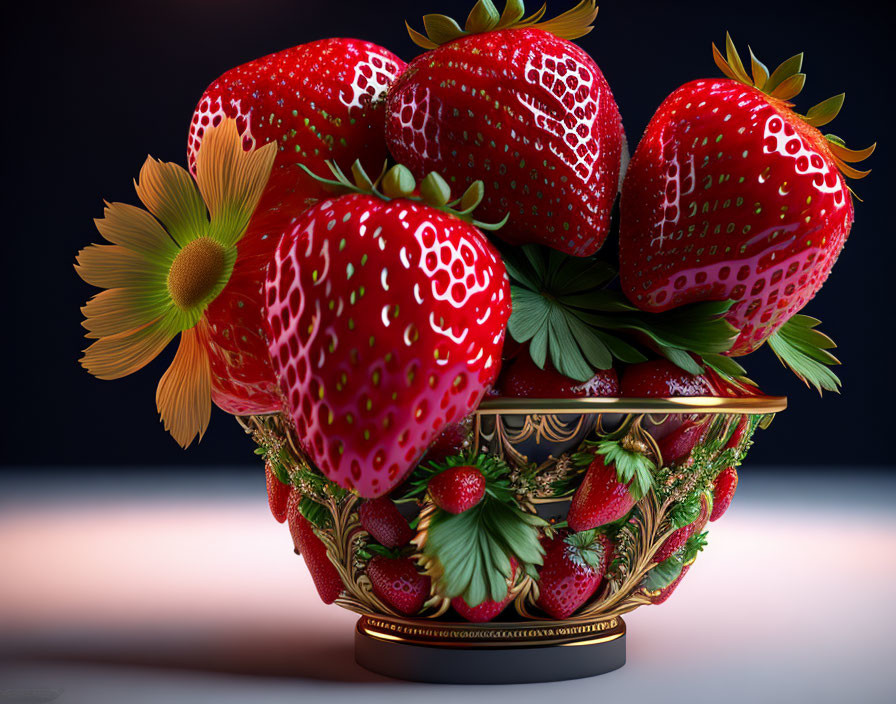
[508,287,549,342]
[549,307,594,381]
[596,440,655,501]
[703,353,748,380]
[660,347,705,376]
[668,492,702,530]
[299,497,330,529]
[767,314,841,393]
[644,554,684,591]
[423,497,546,607]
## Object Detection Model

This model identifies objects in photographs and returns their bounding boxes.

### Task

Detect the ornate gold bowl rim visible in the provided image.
[477,396,787,415]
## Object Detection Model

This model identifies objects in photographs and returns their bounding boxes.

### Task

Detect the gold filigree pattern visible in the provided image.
[239,397,779,626]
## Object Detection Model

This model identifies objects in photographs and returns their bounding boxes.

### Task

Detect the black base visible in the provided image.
[354,614,626,684]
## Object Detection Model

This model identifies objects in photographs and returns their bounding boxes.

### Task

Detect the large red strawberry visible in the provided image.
[621,359,715,398]
[287,492,343,604]
[367,556,431,616]
[189,39,406,414]
[264,168,511,498]
[386,1,624,256]
[358,497,414,548]
[452,558,518,623]
[536,530,611,619]
[265,462,291,523]
[620,35,873,356]
[497,352,619,398]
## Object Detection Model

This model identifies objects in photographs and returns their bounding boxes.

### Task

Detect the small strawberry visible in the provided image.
[536,530,612,620]
[265,165,511,498]
[428,466,487,514]
[358,497,414,548]
[645,532,707,604]
[189,39,406,414]
[265,462,291,523]
[649,564,690,605]
[367,556,431,616]
[451,558,518,623]
[287,492,343,604]
[653,492,711,563]
[419,418,472,466]
[620,35,873,366]
[657,420,708,466]
[497,352,619,398]
[710,467,739,522]
[567,443,654,531]
[387,1,624,256]
[725,417,749,450]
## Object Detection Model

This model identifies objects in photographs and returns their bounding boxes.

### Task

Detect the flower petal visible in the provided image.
[194,118,277,248]
[81,287,172,339]
[135,157,209,248]
[156,325,212,449]
[75,244,168,290]
[95,201,179,264]
[80,318,175,380]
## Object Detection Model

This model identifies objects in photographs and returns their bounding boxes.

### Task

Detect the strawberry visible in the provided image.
[567,454,639,531]
[287,492,343,604]
[428,466,487,514]
[189,38,405,212]
[419,418,471,465]
[653,492,710,563]
[367,556,431,616]
[358,497,414,548]
[619,35,874,357]
[265,462,291,523]
[452,558,518,623]
[189,39,406,414]
[536,530,611,620]
[620,359,714,398]
[497,352,619,398]
[386,1,624,256]
[648,564,690,605]
[264,166,511,498]
[657,420,709,466]
[710,466,739,521]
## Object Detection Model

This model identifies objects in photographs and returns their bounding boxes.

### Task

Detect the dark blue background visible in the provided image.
[2,0,890,468]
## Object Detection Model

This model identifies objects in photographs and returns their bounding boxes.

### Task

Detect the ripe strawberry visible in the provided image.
[265,171,511,498]
[189,38,405,212]
[358,497,414,548]
[452,558,518,623]
[725,417,749,449]
[620,359,714,398]
[657,419,708,466]
[620,36,873,355]
[189,39,406,414]
[654,492,710,563]
[536,530,611,620]
[286,492,343,604]
[648,564,690,605]
[419,418,471,466]
[428,466,487,514]
[265,462,291,523]
[567,455,637,531]
[367,556,431,616]
[386,1,624,256]
[710,466,739,521]
[497,352,619,398]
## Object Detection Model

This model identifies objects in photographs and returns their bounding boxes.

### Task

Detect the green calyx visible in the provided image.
[767,314,841,394]
[406,0,598,50]
[300,160,508,231]
[564,529,606,570]
[504,244,741,382]
[713,33,875,180]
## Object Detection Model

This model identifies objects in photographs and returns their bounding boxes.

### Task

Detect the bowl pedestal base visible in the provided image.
[354,614,626,684]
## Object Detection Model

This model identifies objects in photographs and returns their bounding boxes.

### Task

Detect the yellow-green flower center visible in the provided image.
[167,237,226,310]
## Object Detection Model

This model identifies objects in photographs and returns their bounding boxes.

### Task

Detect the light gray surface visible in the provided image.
[1,468,895,704]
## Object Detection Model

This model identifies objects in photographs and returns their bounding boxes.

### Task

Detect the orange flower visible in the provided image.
[76,119,276,447]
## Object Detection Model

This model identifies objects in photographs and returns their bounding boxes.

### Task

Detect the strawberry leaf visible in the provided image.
[423,497,547,606]
[595,439,655,501]
[644,531,708,591]
[299,496,331,529]
[767,314,841,393]
[668,491,702,530]
[504,245,738,382]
